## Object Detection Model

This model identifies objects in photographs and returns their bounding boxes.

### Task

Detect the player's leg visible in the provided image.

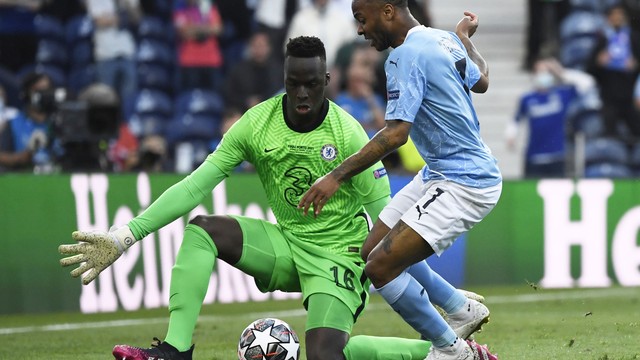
[366,181,501,358]
[364,177,468,325]
[113,215,295,360]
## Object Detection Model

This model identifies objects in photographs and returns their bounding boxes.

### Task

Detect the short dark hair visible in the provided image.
[20,70,51,101]
[367,0,408,8]
[285,36,326,61]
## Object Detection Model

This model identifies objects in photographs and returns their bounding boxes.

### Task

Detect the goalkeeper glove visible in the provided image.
[59,225,136,285]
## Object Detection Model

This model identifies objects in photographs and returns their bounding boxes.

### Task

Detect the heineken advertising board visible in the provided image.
[0,174,638,315]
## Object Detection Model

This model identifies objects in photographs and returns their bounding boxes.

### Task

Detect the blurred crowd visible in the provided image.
[4,0,638,179]
[516,0,640,178]
[0,0,432,175]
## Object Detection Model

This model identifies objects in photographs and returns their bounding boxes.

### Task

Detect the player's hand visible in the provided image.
[456,11,479,38]
[298,174,341,217]
[59,225,136,285]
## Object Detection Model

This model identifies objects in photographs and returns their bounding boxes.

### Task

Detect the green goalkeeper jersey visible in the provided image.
[208,94,390,258]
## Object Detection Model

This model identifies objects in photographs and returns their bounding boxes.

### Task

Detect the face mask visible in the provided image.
[534,71,555,90]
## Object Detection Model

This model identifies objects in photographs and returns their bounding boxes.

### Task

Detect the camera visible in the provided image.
[50,84,121,171]
[51,84,120,143]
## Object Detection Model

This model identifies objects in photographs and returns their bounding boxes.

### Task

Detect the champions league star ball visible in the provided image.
[237,318,300,360]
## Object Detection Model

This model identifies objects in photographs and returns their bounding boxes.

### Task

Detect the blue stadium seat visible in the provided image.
[138,16,175,44]
[560,36,600,70]
[560,11,605,41]
[70,40,94,67]
[36,39,68,68]
[584,163,633,178]
[137,64,173,93]
[128,113,168,137]
[66,15,94,45]
[174,89,224,117]
[67,65,96,94]
[136,39,174,67]
[584,138,629,165]
[571,108,604,139]
[166,113,220,144]
[133,89,173,118]
[34,15,65,42]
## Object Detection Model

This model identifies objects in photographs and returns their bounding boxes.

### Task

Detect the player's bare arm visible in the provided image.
[298,120,411,216]
[456,11,489,93]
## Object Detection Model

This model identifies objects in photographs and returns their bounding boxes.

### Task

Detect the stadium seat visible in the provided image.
[165,113,220,144]
[174,89,224,117]
[133,89,173,118]
[137,64,174,93]
[67,65,96,94]
[136,39,174,68]
[66,15,94,45]
[584,163,633,178]
[138,16,175,44]
[70,40,94,67]
[560,36,600,70]
[560,11,605,41]
[570,108,604,139]
[128,113,168,137]
[36,39,69,68]
[34,15,66,42]
[584,137,629,165]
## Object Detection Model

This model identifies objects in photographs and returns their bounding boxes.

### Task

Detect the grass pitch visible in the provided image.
[1,285,638,359]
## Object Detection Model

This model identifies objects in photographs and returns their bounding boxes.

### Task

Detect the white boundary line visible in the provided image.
[1,287,636,335]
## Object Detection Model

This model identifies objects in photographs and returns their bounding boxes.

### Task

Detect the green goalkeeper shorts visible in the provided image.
[230,215,369,332]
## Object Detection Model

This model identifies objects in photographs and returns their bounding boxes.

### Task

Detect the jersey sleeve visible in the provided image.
[128,160,227,240]
[384,48,425,123]
[347,121,391,205]
[207,114,252,175]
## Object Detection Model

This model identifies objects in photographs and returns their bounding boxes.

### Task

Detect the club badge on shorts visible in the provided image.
[320,144,338,161]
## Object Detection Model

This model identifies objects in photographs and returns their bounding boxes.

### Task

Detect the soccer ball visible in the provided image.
[237,318,300,360]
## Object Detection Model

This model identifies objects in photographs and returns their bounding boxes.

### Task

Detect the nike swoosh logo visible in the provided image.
[264,148,278,153]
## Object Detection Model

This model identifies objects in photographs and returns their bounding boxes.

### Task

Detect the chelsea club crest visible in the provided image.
[320,144,338,161]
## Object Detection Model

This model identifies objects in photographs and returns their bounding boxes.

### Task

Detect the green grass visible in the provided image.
[1,286,639,359]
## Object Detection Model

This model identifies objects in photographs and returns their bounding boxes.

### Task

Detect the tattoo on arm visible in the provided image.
[333,129,399,183]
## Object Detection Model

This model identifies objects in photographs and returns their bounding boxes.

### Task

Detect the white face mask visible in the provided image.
[534,71,555,90]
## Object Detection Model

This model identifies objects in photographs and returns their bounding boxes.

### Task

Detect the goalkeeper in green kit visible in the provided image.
[58,36,486,360]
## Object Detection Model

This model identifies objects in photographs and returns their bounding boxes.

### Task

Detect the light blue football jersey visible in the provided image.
[385,26,502,188]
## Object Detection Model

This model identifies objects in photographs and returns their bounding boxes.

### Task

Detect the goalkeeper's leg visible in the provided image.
[343,335,431,359]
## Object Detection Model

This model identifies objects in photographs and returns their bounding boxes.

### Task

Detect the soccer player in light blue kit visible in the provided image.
[299,1,502,359]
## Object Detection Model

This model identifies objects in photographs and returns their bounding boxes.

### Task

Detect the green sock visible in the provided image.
[343,335,431,360]
[164,224,218,351]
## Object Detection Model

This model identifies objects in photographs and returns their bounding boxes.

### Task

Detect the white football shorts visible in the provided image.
[378,174,502,256]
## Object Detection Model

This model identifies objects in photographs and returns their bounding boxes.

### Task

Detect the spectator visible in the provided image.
[0,0,41,73]
[286,0,358,68]
[85,0,140,110]
[506,58,580,178]
[333,49,385,138]
[588,4,640,140]
[222,31,283,112]
[173,0,224,92]
[253,0,299,63]
[0,72,57,173]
